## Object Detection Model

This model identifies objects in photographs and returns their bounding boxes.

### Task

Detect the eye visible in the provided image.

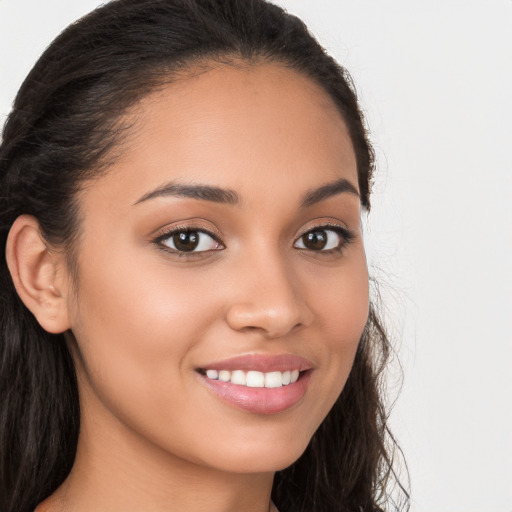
[156,229,223,253]
[294,226,352,252]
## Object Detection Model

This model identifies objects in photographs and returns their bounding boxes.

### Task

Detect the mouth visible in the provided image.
[195,354,313,415]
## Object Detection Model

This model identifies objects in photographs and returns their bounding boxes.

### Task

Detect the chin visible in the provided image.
[194,425,314,474]
[214,449,306,474]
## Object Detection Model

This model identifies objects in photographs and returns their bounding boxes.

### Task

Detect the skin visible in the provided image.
[22,63,369,511]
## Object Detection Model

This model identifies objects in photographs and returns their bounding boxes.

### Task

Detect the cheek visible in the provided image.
[72,243,217,348]
[68,247,219,410]
[306,250,369,401]
[68,250,231,464]
[311,247,369,345]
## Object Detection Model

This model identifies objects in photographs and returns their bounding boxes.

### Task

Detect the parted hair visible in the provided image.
[0,1,408,511]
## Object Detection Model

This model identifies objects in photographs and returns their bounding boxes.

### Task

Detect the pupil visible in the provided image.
[304,230,327,250]
[173,231,199,251]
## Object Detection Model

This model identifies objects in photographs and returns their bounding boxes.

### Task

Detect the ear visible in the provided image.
[6,215,71,334]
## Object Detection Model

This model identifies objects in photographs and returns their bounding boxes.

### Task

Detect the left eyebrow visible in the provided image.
[300,178,359,207]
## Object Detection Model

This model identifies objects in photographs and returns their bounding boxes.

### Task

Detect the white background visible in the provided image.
[1,1,511,511]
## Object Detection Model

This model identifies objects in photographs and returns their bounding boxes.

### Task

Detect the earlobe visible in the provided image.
[6,215,71,334]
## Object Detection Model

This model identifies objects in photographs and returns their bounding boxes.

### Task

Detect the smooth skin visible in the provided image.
[7,63,369,512]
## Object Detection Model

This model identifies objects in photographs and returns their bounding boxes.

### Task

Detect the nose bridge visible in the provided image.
[225,243,312,337]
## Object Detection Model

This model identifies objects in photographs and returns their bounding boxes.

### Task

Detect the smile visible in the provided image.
[200,369,300,388]
[195,354,313,415]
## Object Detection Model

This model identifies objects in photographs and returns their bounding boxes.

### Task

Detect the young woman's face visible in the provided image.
[65,63,369,474]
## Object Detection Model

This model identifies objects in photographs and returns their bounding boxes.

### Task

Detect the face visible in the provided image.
[65,63,369,474]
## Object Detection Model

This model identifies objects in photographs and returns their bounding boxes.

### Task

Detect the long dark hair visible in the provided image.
[0,1,408,511]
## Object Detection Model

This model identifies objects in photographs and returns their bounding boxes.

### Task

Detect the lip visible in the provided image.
[196,353,314,373]
[196,353,314,415]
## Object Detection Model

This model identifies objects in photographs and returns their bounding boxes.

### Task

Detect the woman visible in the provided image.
[0,1,408,511]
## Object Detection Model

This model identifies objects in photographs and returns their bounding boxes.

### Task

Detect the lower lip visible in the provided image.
[198,371,312,415]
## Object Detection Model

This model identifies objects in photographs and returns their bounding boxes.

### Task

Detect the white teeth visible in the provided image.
[203,369,302,388]
[218,370,231,382]
[246,371,265,387]
[265,371,283,388]
[206,369,219,379]
[230,370,247,385]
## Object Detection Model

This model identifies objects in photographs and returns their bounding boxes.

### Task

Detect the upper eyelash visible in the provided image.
[305,223,354,238]
[296,224,355,246]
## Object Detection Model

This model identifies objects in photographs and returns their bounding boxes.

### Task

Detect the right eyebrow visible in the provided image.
[133,182,240,206]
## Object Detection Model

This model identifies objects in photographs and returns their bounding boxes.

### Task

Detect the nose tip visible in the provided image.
[225,271,313,339]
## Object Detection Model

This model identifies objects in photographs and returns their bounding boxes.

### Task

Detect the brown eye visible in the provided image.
[294,227,349,252]
[172,231,199,251]
[302,230,328,250]
[159,230,222,253]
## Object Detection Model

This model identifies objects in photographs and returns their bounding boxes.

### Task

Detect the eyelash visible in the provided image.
[152,223,354,257]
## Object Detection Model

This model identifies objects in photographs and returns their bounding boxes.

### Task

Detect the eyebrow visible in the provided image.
[134,182,240,206]
[300,178,359,207]
[134,177,359,207]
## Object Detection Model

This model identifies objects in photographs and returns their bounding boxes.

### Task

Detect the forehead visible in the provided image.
[83,63,358,209]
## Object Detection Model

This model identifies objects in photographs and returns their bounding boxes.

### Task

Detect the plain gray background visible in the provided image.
[1,1,511,511]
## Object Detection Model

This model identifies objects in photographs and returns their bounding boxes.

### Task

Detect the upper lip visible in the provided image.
[197,353,314,373]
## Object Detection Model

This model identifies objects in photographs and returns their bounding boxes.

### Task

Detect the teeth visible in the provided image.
[265,371,283,388]
[231,370,246,385]
[203,369,302,388]
[206,369,219,379]
[218,370,231,382]
[246,371,265,387]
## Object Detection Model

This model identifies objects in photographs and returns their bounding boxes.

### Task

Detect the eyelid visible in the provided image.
[151,219,222,240]
[295,220,352,240]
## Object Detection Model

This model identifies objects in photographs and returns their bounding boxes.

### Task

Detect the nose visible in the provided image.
[225,251,313,339]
